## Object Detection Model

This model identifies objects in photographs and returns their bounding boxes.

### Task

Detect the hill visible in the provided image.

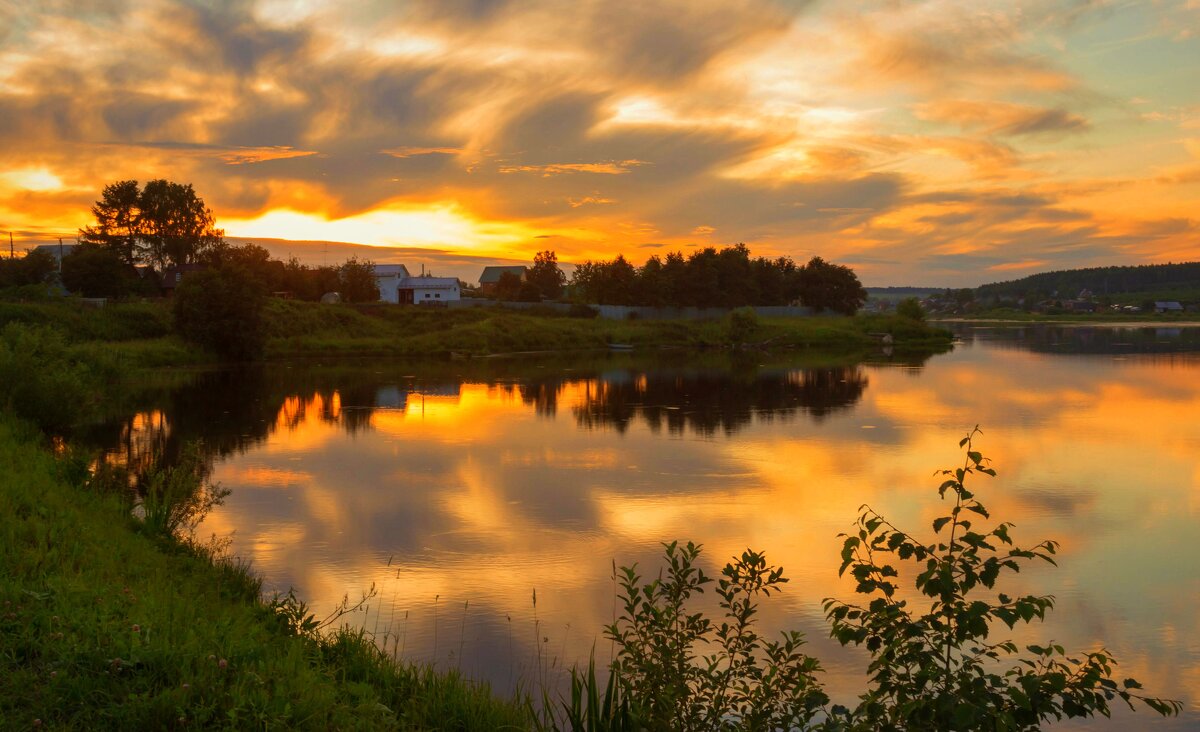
[975,262,1200,303]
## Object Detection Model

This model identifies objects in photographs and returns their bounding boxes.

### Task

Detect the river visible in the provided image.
[95,323,1200,728]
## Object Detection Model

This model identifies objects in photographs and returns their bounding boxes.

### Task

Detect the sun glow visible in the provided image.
[222,202,541,254]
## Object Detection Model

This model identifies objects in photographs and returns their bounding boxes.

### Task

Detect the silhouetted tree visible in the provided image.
[61,244,141,298]
[797,256,866,314]
[0,248,57,288]
[338,257,379,302]
[526,250,566,300]
[172,266,265,360]
[494,271,523,301]
[80,179,224,270]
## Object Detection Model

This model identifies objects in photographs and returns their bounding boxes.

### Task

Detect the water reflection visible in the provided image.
[92,332,1200,729]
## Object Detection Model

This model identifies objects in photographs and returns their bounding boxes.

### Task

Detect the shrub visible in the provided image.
[137,443,230,540]
[562,431,1181,731]
[727,306,760,343]
[896,297,926,322]
[172,266,265,360]
[0,323,97,432]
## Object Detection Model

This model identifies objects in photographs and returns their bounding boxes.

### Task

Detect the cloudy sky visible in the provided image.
[1,0,1197,285]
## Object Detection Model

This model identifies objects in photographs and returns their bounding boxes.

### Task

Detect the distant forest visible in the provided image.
[975,262,1200,301]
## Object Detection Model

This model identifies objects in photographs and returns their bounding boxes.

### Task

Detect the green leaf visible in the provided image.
[933,517,951,533]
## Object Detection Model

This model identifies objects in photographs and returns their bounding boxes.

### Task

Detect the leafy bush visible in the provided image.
[0,323,98,432]
[823,428,1181,728]
[137,443,230,540]
[561,431,1180,731]
[172,266,265,360]
[895,297,926,322]
[727,306,760,343]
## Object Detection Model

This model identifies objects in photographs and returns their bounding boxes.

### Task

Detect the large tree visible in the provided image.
[80,179,224,270]
[526,250,566,300]
[797,256,867,315]
[338,257,379,303]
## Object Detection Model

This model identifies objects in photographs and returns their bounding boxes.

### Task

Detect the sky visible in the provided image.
[1,0,1197,286]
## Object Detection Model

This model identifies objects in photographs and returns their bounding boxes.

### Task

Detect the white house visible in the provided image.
[374,264,460,304]
[402,274,460,304]
[375,264,412,303]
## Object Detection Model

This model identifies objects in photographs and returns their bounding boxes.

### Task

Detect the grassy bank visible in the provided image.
[0,413,535,730]
[0,298,951,366]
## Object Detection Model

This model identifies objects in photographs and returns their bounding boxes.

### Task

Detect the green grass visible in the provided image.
[0,297,953,365]
[0,414,534,730]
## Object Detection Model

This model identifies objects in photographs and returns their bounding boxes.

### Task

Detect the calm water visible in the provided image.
[99,325,1200,728]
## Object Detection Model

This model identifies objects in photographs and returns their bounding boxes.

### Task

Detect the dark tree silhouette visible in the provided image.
[338,257,379,302]
[80,179,224,269]
[526,250,566,300]
[797,256,867,314]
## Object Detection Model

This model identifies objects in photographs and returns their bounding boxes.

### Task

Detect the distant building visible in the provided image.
[478,265,527,296]
[1064,300,1096,313]
[29,243,78,267]
[374,264,413,303]
[1154,301,1183,313]
[399,274,460,304]
[375,264,460,304]
[160,264,207,294]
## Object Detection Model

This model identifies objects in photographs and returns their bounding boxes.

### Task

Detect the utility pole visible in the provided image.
[8,232,12,260]
[58,237,64,272]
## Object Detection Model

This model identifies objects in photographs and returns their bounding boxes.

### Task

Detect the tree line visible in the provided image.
[566,244,867,314]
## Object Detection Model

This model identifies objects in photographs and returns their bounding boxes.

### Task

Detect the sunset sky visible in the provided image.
[1,0,1197,285]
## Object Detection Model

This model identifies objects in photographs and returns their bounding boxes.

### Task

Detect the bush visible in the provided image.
[564,431,1181,730]
[727,306,760,342]
[896,297,926,322]
[0,323,98,432]
[172,266,265,360]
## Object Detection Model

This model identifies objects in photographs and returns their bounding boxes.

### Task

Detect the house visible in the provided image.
[398,274,460,305]
[1064,300,1096,313]
[374,264,413,303]
[160,264,207,294]
[477,265,527,296]
[375,264,461,304]
[30,243,78,267]
[1154,301,1183,314]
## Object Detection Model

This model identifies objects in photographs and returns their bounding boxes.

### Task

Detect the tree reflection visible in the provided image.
[572,366,868,436]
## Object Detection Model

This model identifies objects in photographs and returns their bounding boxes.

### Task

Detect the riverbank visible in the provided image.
[0,297,952,365]
[0,413,535,729]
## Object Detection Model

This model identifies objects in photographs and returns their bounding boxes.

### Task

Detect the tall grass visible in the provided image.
[0,413,534,729]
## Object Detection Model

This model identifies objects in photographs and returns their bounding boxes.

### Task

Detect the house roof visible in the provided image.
[1155,301,1183,309]
[478,265,527,284]
[373,264,411,278]
[399,276,458,290]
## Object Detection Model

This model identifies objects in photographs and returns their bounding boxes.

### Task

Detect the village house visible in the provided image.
[375,264,461,304]
[477,265,527,296]
[1154,301,1183,314]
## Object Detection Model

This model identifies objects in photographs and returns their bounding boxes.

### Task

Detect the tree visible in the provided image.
[823,430,1181,728]
[896,296,926,322]
[494,271,523,301]
[61,244,140,298]
[338,257,379,303]
[0,248,56,289]
[797,257,867,315]
[526,250,566,300]
[80,180,141,265]
[80,179,224,270]
[172,266,265,360]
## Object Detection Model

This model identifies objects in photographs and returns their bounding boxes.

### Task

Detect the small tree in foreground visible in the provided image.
[822,428,1182,729]
[564,431,1180,731]
[172,266,265,360]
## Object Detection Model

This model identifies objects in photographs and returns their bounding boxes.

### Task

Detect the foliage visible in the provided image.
[61,243,144,298]
[80,179,224,270]
[338,256,380,303]
[895,297,926,322]
[494,270,524,301]
[172,266,266,360]
[822,428,1182,729]
[0,415,532,730]
[137,443,230,541]
[976,261,1200,304]
[602,541,829,730]
[0,248,57,289]
[0,323,98,432]
[528,250,567,300]
[727,306,760,343]
[797,256,867,315]
[518,279,543,302]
